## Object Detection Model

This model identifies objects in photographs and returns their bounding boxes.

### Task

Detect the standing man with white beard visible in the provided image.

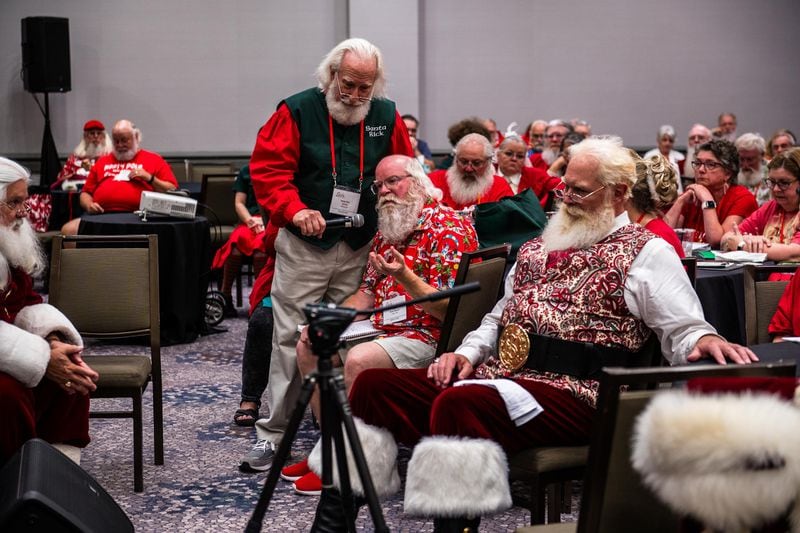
[735,132,771,205]
[303,137,758,532]
[241,38,413,472]
[0,157,98,465]
[280,154,478,495]
[428,133,513,211]
[60,119,178,235]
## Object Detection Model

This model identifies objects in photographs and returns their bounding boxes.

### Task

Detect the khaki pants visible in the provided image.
[255,229,369,444]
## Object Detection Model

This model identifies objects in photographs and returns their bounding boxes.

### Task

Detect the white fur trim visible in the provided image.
[52,443,82,465]
[0,321,51,387]
[632,390,800,532]
[308,417,400,498]
[14,303,83,348]
[0,253,8,290]
[404,436,512,517]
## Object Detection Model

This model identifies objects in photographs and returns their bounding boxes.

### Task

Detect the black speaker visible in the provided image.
[21,17,71,93]
[0,439,133,533]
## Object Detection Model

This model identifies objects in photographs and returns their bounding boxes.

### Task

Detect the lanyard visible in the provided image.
[328,115,365,191]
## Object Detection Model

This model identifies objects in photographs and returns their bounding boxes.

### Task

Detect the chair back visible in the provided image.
[200,173,239,227]
[436,244,510,355]
[743,264,797,344]
[578,361,796,533]
[49,234,160,341]
[680,256,697,288]
[188,162,233,183]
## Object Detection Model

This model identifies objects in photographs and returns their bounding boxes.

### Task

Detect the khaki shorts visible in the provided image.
[341,335,436,369]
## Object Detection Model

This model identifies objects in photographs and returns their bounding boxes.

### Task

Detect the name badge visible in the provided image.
[329,186,361,216]
[381,295,407,324]
[114,170,131,181]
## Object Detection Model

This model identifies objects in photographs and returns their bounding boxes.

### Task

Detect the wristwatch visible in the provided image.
[701,200,716,209]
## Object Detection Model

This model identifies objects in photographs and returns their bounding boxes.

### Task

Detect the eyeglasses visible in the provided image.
[500,150,527,160]
[762,178,798,191]
[334,72,373,103]
[456,158,489,169]
[554,183,606,203]
[688,135,708,142]
[0,199,32,214]
[691,159,725,171]
[371,174,410,194]
[547,132,565,139]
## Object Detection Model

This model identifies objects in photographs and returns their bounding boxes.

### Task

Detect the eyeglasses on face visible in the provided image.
[334,72,373,103]
[762,178,798,191]
[500,150,527,160]
[0,199,32,214]
[691,159,724,171]
[371,174,410,194]
[554,183,606,203]
[456,158,489,169]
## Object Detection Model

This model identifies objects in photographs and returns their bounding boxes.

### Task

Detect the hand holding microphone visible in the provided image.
[292,209,364,237]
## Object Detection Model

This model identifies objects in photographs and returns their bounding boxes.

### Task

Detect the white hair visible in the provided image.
[404,156,443,201]
[455,133,493,159]
[75,132,113,159]
[735,132,766,154]
[658,124,676,140]
[568,136,637,198]
[315,38,386,99]
[0,157,31,200]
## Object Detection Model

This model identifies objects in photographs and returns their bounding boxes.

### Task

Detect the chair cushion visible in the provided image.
[84,355,151,388]
[509,446,589,477]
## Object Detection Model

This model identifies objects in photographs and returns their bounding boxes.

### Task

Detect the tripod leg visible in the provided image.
[330,373,390,533]
[245,374,317,533]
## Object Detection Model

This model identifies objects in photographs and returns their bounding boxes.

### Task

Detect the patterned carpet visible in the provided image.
[75,289,573,532]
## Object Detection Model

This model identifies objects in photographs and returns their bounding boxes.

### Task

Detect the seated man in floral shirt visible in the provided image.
[264,154,478,494]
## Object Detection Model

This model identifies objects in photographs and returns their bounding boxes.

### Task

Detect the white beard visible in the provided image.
[737,168,762,188]
[75,139,109,159]
[0,218,46,289]
[377,191,425,245]
[325,87,371,127]
[541,148,560,165]
[113,144,139,162]
[446,166,494,206]
[541,201,617,252]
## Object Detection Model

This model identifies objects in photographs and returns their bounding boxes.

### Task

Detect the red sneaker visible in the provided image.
[293,471,322,496]
[280,457,311,482]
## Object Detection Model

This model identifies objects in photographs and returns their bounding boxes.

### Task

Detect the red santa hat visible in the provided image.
[83,119,105,131]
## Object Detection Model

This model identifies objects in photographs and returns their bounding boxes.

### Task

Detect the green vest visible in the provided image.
[283,87,397,250]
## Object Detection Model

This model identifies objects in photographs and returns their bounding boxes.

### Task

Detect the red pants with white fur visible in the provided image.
[349,368,593,455]
[0,372,90,464]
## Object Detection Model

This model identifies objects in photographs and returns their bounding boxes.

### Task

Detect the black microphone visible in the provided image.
[325,214,365,228]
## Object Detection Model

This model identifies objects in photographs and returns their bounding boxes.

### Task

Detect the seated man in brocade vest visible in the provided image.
[303,137,758,532]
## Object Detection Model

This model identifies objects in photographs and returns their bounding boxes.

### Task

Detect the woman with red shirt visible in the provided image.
[720,148,800,262]
[665,139,757,248]
[627,153,684,257]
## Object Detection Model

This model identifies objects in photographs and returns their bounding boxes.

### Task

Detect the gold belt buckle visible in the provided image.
[498,323,530,372]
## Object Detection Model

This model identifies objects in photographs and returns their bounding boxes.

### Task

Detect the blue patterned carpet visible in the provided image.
[76,290,574,531]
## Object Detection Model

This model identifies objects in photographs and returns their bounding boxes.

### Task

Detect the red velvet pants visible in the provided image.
[349,368,594,455]
[0,372,90,464]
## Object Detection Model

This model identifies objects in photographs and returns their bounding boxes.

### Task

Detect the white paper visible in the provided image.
[114,169,131,181]
[713,250,768,263]
[782,337,800,343]
[298,320,381,342]
[381,295,407,324]
[454,379,544,426]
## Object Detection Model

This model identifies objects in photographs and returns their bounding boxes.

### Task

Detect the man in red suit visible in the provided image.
[428,133,513,211]
[0,157,98,466]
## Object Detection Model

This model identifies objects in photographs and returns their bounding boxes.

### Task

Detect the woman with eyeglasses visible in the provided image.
[664,139,757,248]
[627,154,684,257]
[720,148,800,261]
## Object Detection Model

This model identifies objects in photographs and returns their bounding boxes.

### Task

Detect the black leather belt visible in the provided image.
[521,332,657,379]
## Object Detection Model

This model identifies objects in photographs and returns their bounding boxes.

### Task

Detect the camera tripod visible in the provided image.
[245,282,480,532]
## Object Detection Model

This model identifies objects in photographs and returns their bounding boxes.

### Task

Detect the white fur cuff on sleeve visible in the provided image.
[15,303,83,347]
[0,321,51,387]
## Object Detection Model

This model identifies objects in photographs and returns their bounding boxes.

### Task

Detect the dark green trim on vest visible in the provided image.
[283,87,397,250]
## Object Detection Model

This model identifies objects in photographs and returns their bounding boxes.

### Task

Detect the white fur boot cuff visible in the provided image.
[404,436,512,517]
[308,417,400,498]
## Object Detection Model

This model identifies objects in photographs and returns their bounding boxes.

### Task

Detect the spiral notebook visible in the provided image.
[297,320,381,342]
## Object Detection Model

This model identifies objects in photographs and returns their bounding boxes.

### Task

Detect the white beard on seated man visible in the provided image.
[0,157,98,466]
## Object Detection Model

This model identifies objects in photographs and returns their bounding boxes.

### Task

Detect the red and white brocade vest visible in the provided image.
[476,224,656,407]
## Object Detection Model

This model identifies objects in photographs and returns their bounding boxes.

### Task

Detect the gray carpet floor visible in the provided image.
[75,289,576,531]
